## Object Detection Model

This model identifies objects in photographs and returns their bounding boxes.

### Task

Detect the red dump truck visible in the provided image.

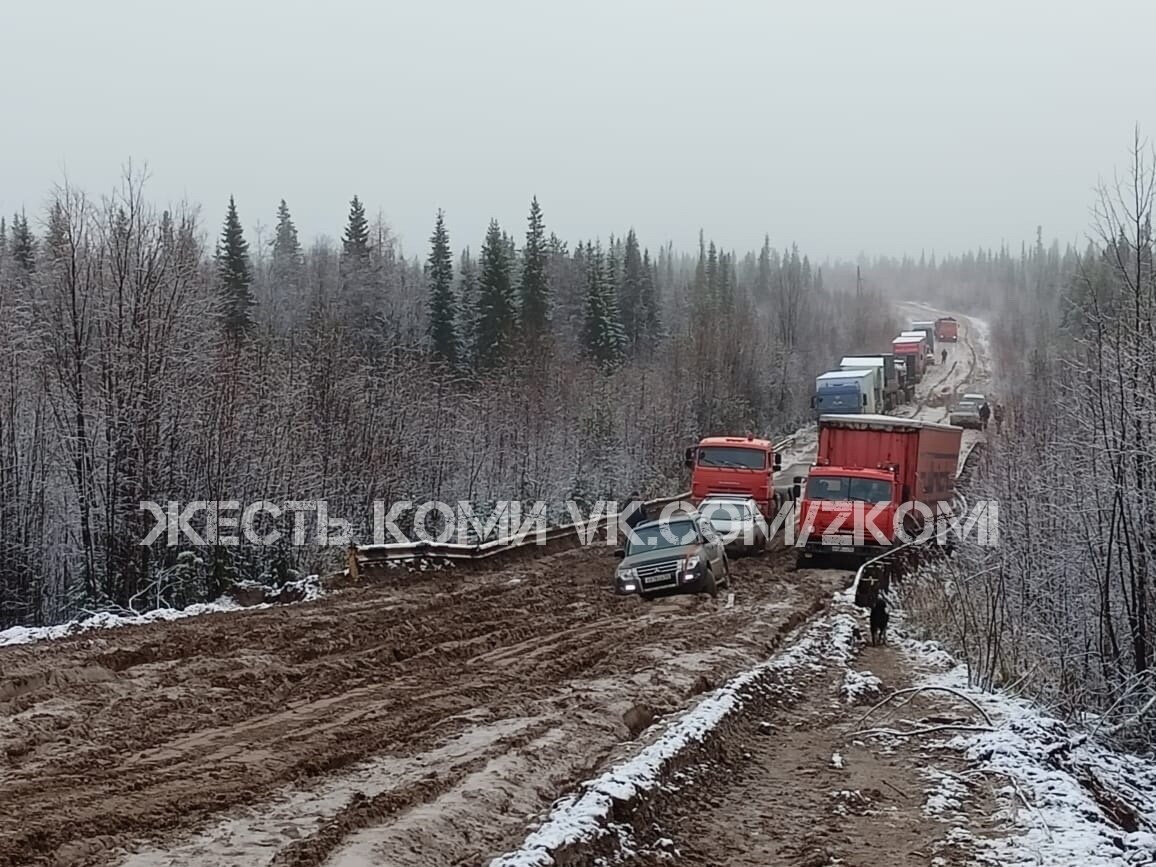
[685,435,783,520]
[935,316,959,342]
[794,414,962,565]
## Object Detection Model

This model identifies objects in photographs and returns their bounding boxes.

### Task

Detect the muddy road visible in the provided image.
[0,541,848,866]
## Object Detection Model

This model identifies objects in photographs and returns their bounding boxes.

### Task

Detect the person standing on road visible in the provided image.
[622,491,647,533]
[979,402,991,430]
[941,348,948,364]
[992,402,1004,434]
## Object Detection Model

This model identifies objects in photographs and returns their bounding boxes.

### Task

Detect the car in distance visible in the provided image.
[615,513,730,599]
[948,395,985,429]
[698,495,768,554]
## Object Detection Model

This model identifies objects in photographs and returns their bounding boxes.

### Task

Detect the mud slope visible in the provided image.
[0,542,846,867]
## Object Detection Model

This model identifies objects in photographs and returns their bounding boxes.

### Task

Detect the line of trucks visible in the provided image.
[676,315,963,568]
[812,316,957,415]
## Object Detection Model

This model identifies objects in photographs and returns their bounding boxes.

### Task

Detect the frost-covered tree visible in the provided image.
[10,211,35,275]
[620,229,644,353]
[426,209,457,366]
[217,196,254,339]
[582,242,626,369]
[473,219,517,370]
[519,196,550,345]
[342,195,370,263]
[639,248,661,347]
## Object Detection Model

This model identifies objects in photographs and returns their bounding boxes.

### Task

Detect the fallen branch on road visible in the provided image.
[853,685,994,731]
[854,723,995,739]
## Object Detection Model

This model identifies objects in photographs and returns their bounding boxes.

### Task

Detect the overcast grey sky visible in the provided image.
[3,0,1155,260]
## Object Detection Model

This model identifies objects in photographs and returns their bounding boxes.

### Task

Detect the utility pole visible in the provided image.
[854,266,866,348]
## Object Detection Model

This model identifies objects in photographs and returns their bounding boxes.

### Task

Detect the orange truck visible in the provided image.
[794,414,962,565]
[935,316,959,342]
[685,435,783,520]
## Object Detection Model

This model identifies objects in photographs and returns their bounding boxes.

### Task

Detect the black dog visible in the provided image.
[870,598,889,646]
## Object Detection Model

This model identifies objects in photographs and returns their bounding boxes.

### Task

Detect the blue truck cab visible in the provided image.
[811,369,875,417]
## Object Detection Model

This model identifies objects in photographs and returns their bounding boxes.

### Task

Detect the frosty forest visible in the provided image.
[0,172,897,625]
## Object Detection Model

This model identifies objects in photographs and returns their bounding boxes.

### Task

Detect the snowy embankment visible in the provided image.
[906,639,1156,866]
[0,575,323,648]
[489,591,860,867]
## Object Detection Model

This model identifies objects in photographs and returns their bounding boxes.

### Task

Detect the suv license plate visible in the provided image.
[643,574,670,585]
[832,545,854,553]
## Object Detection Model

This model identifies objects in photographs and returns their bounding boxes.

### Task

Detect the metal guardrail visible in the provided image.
[348,435,798,578]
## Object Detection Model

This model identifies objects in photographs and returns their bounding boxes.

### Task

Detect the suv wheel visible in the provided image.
[703,568,718,599]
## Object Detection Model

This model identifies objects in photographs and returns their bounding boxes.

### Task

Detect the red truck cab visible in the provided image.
[935,316,959,342]
[685,435,782,520]
[796,414,962,564]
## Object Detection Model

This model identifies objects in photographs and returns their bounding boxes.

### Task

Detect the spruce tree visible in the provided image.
[620,229,644,352]
[473,219,517,370]
[342,195,370,263]
[10,212,35,274]
[217,196,255,339]
[717,251,734,314]
[268,200,304,330]
[457,248,479,364]
[693,231,707,298]
[519,196,550,344]
[44,202,68,264]
[582,243,626,369]
[272,199,302,268]
[426,209,457,366]
[640,249,661,346]
[756,235,772,299]
[706,242,719,302]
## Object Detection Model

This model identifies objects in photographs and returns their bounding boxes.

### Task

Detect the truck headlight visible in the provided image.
[618,567,639,582]
[682,555,700,571]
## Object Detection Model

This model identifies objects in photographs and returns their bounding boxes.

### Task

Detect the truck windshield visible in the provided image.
[805,476,892,504]
[627,519,699,553]
[697,447,765,470]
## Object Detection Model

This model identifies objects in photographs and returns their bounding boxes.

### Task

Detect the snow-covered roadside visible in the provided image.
[489,591,861,867]
[904,636,1156,866]
[0,575,323,648]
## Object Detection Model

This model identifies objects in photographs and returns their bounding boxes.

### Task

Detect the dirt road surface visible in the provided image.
[609,627,994,867]
[0,543,848,866]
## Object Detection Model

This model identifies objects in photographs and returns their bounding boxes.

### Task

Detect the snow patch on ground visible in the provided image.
[0,575,324,648]
[842,668,884,703]
[911,656,1156,866]
[489,601,861,867]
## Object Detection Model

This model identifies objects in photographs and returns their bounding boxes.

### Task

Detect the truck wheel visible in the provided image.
[721,557,731,588]
[703,568,718,599]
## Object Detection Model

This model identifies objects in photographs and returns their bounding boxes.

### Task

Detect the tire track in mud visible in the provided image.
[0,543,847,867]
[490,596,859,867]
